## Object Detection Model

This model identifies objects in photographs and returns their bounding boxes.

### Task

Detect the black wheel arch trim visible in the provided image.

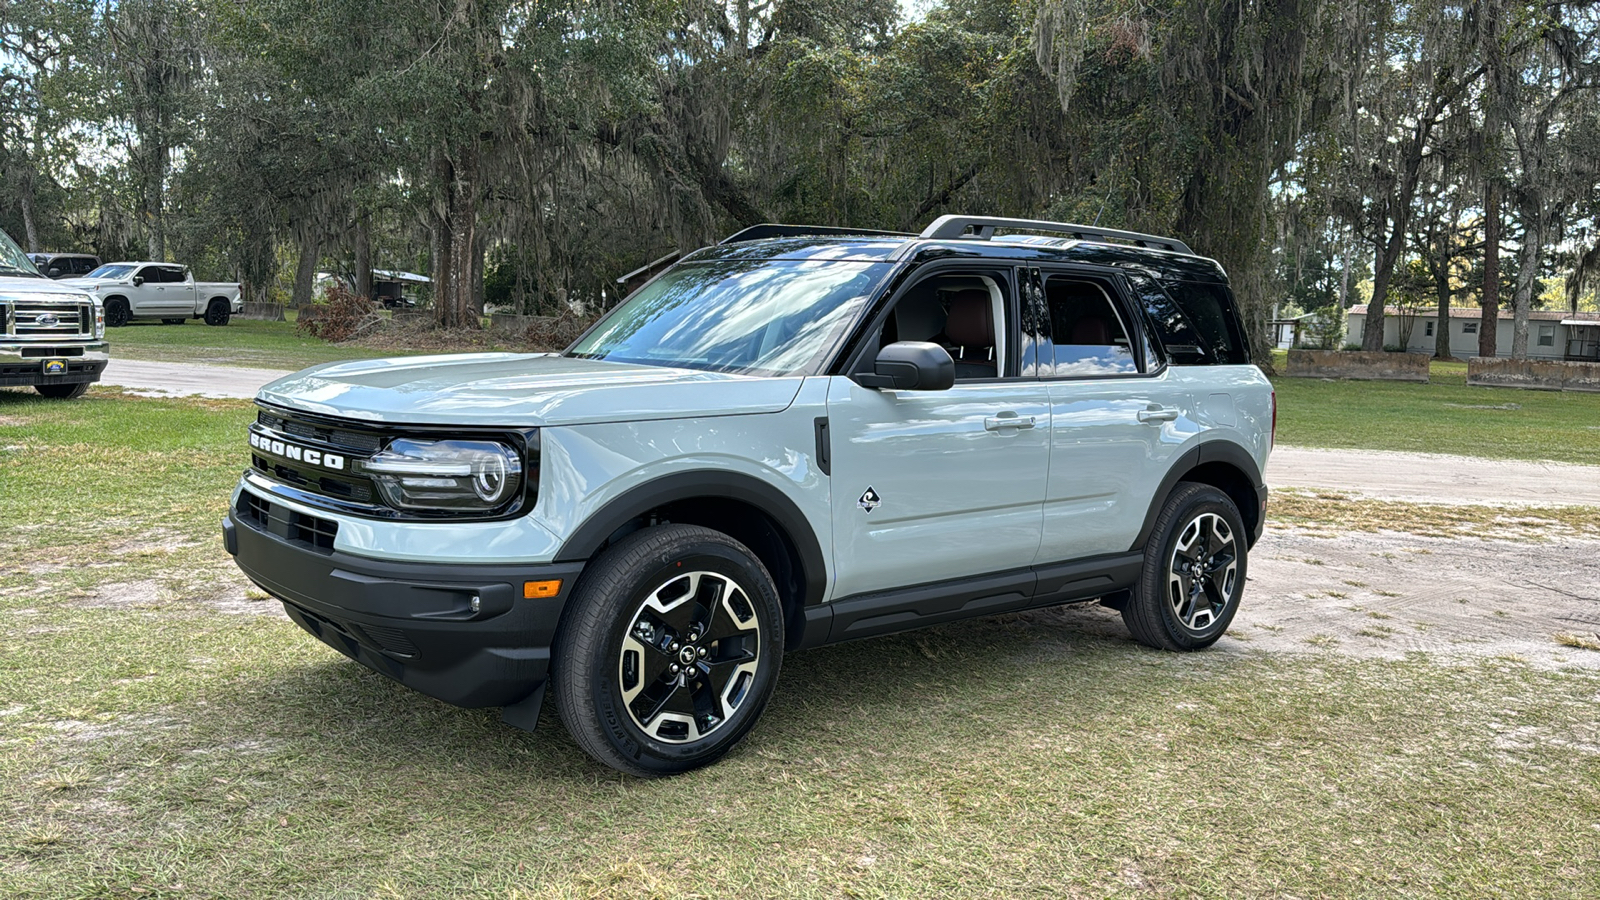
[1130,440,1266,553]
[553,470,829,610]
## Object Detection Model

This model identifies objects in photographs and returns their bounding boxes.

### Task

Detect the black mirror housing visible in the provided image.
[132,275,144,286]
[855,341,956,391]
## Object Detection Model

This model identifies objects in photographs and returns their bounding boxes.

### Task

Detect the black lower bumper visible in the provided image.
[224,502,583,726]
[0,358,107,387]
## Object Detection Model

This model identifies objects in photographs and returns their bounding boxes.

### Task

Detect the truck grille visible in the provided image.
[8,300,94,337]
[250,408,387,512]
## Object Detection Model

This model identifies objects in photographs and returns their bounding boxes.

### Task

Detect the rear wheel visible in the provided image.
[204,299,230,326]
[1121,482,1247,651]
[554,524,784,777]
[105,298,130,327]
[35,382,89,400]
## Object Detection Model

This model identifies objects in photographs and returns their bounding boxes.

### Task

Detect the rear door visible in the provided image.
[1031,267,1195,563]
[826,265,1051,599]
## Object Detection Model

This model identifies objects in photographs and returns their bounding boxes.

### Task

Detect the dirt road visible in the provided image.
[100,359,291,399]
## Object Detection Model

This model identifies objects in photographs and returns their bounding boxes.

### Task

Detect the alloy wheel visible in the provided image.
[617,570,761,743]
[1166,511,1238,632]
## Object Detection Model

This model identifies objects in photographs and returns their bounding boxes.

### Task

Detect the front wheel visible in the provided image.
[105,298,130,328]
[1121,482,1247,651]
[204,299,230,326]
[554,524,784,777]
[36,382,90,400]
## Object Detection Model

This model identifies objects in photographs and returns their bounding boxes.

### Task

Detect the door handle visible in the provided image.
[1137,406,1180,423]
[984,413,1036,432]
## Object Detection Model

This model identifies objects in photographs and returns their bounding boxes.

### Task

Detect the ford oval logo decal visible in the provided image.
[35,313,60,327]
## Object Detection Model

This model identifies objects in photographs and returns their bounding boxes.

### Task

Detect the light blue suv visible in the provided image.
[225,216,1274,776]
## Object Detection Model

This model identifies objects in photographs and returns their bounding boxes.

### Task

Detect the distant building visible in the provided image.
[1345,305,1600,360]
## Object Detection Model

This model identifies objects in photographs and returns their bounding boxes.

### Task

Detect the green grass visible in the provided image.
[106,317,409,372]
[4,392,1600,897]
[1271,352,1600,464]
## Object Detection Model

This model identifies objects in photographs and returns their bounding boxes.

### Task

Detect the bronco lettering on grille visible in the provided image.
[250,431,346,471]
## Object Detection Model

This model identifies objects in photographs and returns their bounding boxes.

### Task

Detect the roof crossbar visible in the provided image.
[719,223,914,245]
[919,215,1194,256]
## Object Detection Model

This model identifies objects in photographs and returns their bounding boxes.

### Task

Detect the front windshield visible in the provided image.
[86,264,135,279]
[568,259,886,376]
[0,230,41,277]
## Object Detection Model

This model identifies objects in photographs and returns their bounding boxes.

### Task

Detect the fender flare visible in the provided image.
[553,470,829,608]
[1129,440,1265,552]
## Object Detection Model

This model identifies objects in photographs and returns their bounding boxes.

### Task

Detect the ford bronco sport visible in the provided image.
[225,215,1273,776]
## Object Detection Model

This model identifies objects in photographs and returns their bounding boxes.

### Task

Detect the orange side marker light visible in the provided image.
[524,579,562,599]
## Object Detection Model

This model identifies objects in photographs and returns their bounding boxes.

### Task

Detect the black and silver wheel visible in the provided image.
[554,524,783,777]
[105,298,130,327]
[204,299,230,326]
[35,382,89,400]
[1122,482,1247,650]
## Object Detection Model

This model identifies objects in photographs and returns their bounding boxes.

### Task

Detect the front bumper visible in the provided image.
[224,496,583,724]
[0,342,108,386]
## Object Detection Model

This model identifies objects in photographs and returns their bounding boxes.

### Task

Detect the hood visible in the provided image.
[59,277,123,288]
[0,276,96,302]
[256,353,806,427]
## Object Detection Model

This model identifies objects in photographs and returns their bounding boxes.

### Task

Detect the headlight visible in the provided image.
[363,439,523,511]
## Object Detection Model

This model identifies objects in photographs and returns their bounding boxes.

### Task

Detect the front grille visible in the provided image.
[10,302,92,337]
[238,493,339,552]
[257,410,382,453]
[21,346,85,358]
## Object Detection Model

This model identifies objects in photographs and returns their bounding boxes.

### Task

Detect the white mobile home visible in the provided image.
[1345,305,1600,360]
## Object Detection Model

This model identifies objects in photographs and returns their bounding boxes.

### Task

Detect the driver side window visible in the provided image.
[868,272,1012,380]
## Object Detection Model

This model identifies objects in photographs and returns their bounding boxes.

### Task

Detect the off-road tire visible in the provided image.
[204,299,230,326]
[35,382,89,400]
[554,524,784,777]
[1122,482,1247,651]
[105,298,130,327]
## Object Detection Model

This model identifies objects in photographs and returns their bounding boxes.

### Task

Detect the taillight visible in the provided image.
[1270,390,1277,447]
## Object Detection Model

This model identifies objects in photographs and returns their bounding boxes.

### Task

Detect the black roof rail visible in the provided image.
[719,223,915,244]
[919,215,1194,256]
[615,251,681,285]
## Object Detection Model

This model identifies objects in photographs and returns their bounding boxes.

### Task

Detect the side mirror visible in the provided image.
[132,275,144,286]
[854,341,956,391]
[47,267,61,277]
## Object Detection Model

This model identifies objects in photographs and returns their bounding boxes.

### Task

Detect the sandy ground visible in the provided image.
[1039,527,1600,669]
[1268,445,1600,507]
[99,359,291,399]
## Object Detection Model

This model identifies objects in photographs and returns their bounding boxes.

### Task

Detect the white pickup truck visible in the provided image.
[65,262,242,327]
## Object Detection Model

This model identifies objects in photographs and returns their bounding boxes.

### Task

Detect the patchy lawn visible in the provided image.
[1270,353,1600,465]
[4,393,1599,898]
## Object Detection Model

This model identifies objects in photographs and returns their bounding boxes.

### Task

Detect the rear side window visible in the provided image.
[1040,276,1138,376]
[1125,274,1249,365]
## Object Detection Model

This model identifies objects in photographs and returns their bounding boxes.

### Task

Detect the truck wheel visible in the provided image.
[1121,482,1247,651]
[36,382,89,400]
[204,299,230,326]
[105,298,130,327]
[554,524,784,777]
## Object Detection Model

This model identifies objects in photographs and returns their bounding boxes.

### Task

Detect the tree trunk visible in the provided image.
[18,178,40,253]
[1432,252,1454,360]
[292,232,320,307]
[434,144,480,329]
[1362,236,1403,351]
[1480,180,1500,357]
[1511,204,1540,360]
[353,216,372,301]
[144,141,167,260]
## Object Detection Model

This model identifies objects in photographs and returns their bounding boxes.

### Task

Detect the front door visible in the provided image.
[825,267,1051,600]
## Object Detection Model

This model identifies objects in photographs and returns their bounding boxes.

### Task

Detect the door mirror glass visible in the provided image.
[47,267,61,277]
[856,341,955,391]
[132,275,144,286]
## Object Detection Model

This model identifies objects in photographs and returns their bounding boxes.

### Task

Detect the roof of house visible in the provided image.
[1348,304,1600,323]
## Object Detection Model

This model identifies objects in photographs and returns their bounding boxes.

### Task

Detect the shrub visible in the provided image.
[525,311,591,350]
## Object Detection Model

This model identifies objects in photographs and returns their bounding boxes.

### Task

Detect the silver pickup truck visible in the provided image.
[65,262,241,327]
[0,229,107,399]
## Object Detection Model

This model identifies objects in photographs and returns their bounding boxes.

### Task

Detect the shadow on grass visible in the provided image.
[176,600,1193,787]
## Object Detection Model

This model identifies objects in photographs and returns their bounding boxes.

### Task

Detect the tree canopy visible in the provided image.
[2,0,1598,358]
